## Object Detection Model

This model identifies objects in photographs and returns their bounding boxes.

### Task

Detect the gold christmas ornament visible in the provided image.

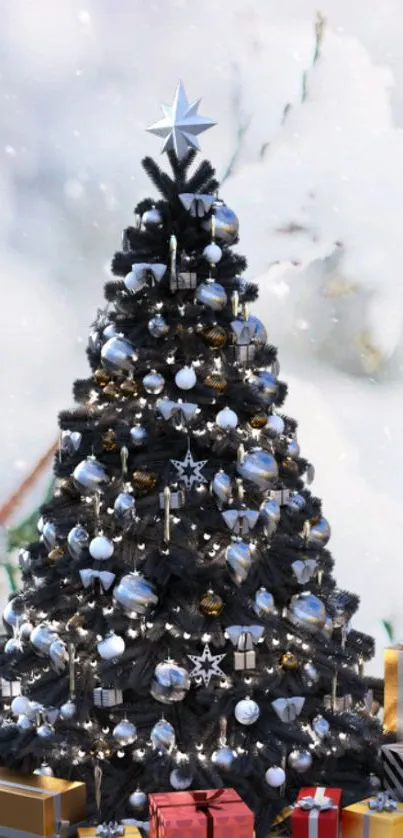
[102,430,118,451]
[48,546,64,563]
[66,614,85,631]
[59,478,81,498]
[203,372,227,393]
[120,379,139,397]
[132,470,158,493]
[102,383,121,400]
[249,413,267,430]
[281,458,299,476]
[94,368,110,387]
[202,325,227,349]
[199,590,224,617]
[280,651,299,671]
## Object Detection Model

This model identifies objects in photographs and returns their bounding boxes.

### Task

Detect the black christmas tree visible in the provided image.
[0,83,384,838]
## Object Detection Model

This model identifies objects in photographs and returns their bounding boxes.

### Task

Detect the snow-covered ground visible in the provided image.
[1,0,403,673]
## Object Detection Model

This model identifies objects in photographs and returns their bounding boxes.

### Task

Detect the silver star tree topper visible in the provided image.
[147,80,215,160]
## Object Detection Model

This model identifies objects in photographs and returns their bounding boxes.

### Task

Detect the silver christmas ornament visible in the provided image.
[260,498,281,528]
[129,790,148,810]
[42,520,56,550]
[17,715,34,731]
[114,572,158,616]
[322,615,333,639]
[202,203,239,244]
[114,492,135,520]
[3,599,24,628]
[287,493,306,512]
[11,696,31,716]
[148,315,169,338]
[73,458,109,492]
[203,242,222,265]
[25,701,43,720]
[312,716,330,738]
[150,660,190,704]
[286,438,300,459]
[266,414,285,436]
[251,371,278,404]
[60,430,82,455]
[196,282,227,311]
[226,541,252,583]
[112,719,137,746]
[97,632,126,660]
[30,623,59,655]
[37,516,44,533]
[147,80,215,160]
[143,371,165,395]
[216,407,238,429]
[130,426,148,447]
[265,766,286,788]
[170,769,193,790]
[211,745,235,770]
[288,749,312,773]
[36,723,54,740]
[34,764,54,776]
[89,535,114,561]
[67,525,89,558]
[211,471,232,504]
[175,366,197,390]
[59,700,77,720]
[289,593,326,632]
[49,639,68,672]
[234,698,260,726]
[103,323,118,340]
[101,336,138,373]
[253,588,276,618]
[150,719,176,751]
[306,517,331,547]
[42,707,60,725]
[142,207,163,228]
[302,662,320,684]
[237,449,278,489]
[4,638,20,654]
[18,548,32,573]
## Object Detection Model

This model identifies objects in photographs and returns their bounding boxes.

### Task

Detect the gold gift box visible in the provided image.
[342,798,403,838]
[384,644,403,737]
[0,766,86,838]
[78,827,141,837]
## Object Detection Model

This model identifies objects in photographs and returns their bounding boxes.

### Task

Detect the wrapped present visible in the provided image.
[0,766,86,838]
[292,787,341,838]
[382,742,403,800]
[149,788,254,838]
[226,626,264,672]
[78,823,141,837]
[0,678,21,698]
[384,644,403,738]
[342,793,403,837]
[93,687,123,707]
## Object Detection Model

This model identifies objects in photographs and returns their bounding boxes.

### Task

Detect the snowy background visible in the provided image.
[1,0,403,674]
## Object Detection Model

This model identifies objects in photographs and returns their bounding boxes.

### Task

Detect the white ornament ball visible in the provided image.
[203,242,222,265]
[265,766,285,788]
[216,407,238,429]
[234,697,260,725]
[89,535,114,561]
[266,414,285,436]
[175,366,197,390]
[129,790,148,809]
[288,749,313,773]
[170,768,193,790]
[97,632,126,660]
[34,764,54,776]
[11,696,31,716]
[60,700,77,720]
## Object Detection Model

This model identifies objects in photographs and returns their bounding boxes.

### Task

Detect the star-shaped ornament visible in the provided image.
[147,80,216,160]
[170,444,208,490]
[187,644,226,687]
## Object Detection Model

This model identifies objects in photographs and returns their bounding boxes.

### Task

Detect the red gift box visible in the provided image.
[149,789,254,838]
[292,787,342,838]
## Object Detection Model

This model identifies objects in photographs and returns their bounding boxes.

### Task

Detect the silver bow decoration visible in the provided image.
[272,696,305,722]
[179,193,215,217]
[79,569,116,591]
[127,262,167,293]
[292,559,317,584]
[231,319,258,345]
[157,399,198,422]
[297,796,336,812]
[222,509,259,535]
[368,793,397,812]
[96,823,125,838]
[60,430,82,455]
[226,625,264,647]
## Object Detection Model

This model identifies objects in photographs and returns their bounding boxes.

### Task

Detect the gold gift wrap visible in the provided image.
[78,827,142,837]
[384,644,403,738]
[0,766,86,838]
[342,798,403,838]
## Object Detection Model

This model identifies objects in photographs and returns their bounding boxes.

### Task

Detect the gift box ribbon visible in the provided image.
[191,789,227,838]
[295,787,337,838]
[361,794,399,838]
